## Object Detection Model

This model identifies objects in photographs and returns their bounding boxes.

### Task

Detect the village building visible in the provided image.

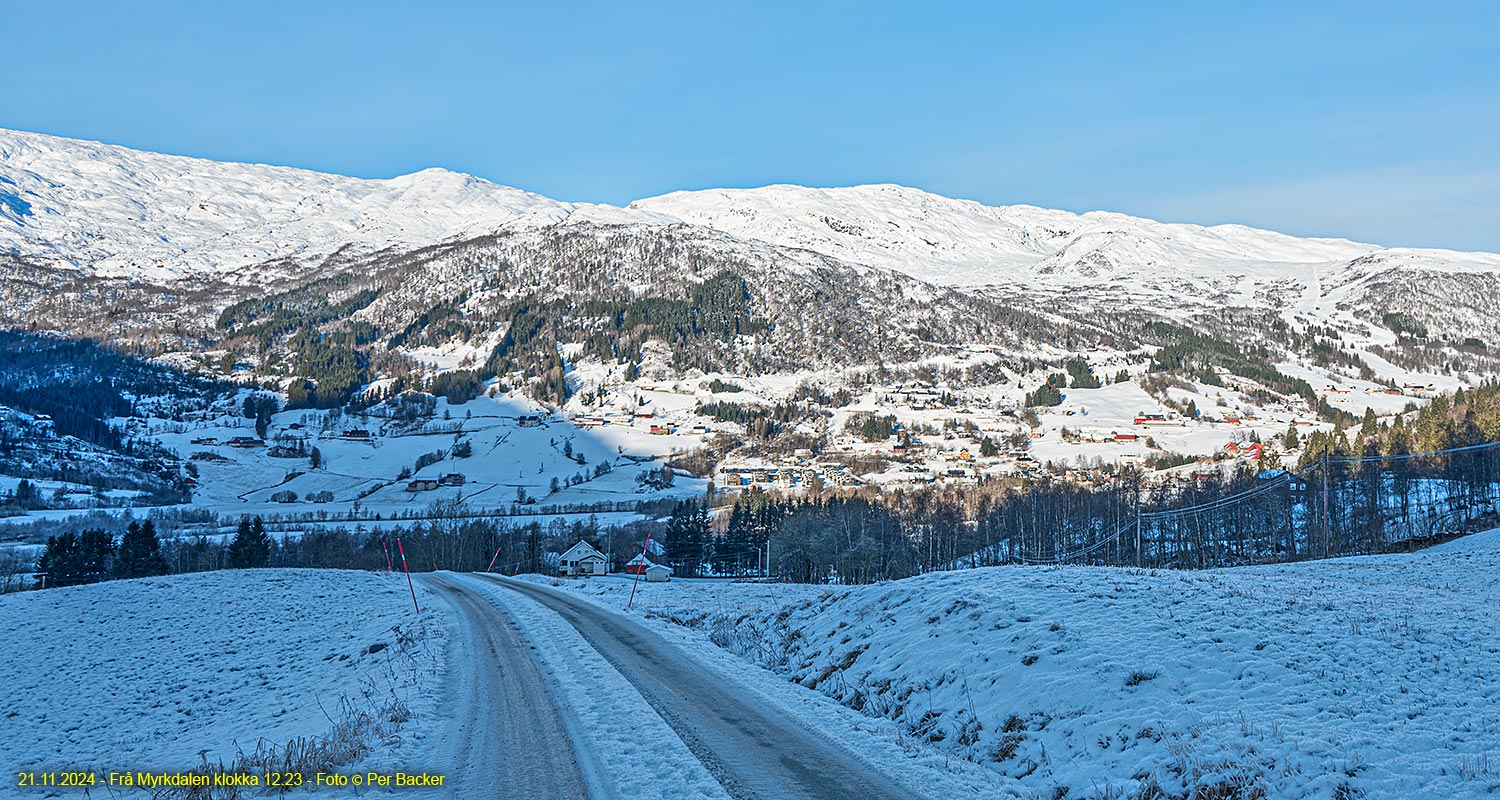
[623,552,673,580]
[559,541,608,576]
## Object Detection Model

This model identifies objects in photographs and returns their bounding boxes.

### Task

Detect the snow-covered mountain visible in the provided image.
[7,127,1499,293]
[632,183,1500,322]
[5,126,1500,362]
[632,184,1379,288]
[0,129,574,281]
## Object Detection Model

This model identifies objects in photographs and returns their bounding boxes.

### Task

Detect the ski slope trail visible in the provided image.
[480,574,923,800]
[424,574,593,800]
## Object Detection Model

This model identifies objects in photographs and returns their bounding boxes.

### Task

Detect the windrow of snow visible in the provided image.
[535,531,1500,799]
[1,569,447,776]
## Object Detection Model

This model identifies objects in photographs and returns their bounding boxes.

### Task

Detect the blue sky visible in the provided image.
[5,1,1498,250]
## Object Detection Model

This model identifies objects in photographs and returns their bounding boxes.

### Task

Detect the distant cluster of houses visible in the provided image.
[715,462,861,491]
[556,541,671,581]
[405,473,466,492]
[881,382,957,410]
[1320,383,1436,402]
[573,413,710,437]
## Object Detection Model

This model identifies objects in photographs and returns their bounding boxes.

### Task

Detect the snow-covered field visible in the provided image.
[0,570,446,779]
[5,535,1494,799]
[529,531,1500,799]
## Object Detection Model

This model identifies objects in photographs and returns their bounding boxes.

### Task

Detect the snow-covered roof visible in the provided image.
[560,541,606,562]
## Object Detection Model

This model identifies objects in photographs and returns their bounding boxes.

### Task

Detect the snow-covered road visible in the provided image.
[425,572,926,800]
[487,575,921,800]
[423,574,593,799]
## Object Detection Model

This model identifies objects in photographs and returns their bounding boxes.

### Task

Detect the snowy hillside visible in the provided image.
[0,128,573,281]
[1,569,446,775]
[632,183,1376,288]
[532,530,1500,799]
[6,127,1499,302]
[631,184,1500,338]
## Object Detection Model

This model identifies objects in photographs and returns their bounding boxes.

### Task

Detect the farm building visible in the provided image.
[623,553,671,580]
[406,478,440,491]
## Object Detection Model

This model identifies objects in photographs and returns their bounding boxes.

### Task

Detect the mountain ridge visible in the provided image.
[6,127,1498,292]
[6,126,1500,370]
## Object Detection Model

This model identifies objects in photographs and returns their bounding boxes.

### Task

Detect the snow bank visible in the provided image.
[0,570,446,776]
[532,532,1500,799]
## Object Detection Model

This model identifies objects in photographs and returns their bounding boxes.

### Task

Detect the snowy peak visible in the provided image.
[633,184,1079,285]
[4,128,1499,304]
[0,129,573,281]
[632,183,1386,288]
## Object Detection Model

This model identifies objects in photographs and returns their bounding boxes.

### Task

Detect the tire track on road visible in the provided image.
[423,574,596,800]
[481,575,924,800]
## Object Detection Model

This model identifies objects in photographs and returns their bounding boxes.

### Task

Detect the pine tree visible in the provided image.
[9,479,43,509]
[37,532,83,588]
[228,516,272,568]
[664,501,690,574]
[664,499,711,577]
[79,529,115,583]
[115,520,169,579]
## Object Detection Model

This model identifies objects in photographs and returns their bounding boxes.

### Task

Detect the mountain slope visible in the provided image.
[0,128,573,281]
[631,183,1500,341]
[630,183,1378,287]
[5,127,1500,375]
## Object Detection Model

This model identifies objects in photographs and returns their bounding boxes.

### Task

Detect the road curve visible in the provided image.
[480,574,924,800]
[423,574,592,800]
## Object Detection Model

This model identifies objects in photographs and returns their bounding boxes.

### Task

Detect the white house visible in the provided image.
[558,541,608,576]
[644,563,673,582]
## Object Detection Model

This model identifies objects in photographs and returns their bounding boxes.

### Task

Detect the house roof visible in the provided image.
[560,541,607,562]
[626,553,672,572]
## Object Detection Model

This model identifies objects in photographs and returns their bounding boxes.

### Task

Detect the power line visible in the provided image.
[1014,436,1500,565]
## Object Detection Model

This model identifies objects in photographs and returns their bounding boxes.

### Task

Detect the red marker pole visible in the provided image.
[486,546,502,573]
[382,541,393,572]
[396,538,420,614]
[626,533,652,611]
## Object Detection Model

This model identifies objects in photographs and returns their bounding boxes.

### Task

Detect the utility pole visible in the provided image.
[1321,456,1330,559]
[1135,504,1143,568]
